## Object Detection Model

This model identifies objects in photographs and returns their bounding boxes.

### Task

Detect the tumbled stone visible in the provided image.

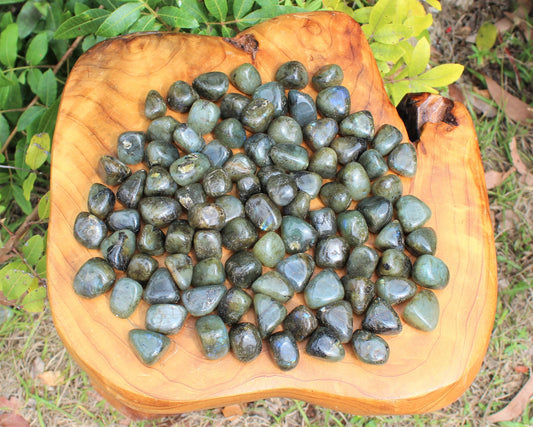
[253,232,285,268]
[194,230,223,260]
[269,331,299,370]
[319,182,352,213]
[117,131,146,165]
[87,183,116,219]
[73,212,107,249]
[188,203,226,230]
[336,210,369,247]
[253,81,287,118]
[254,293,287,338]
[388,143,417,177]
[128,329,170,366]
[217,287,252,325]
[230,63,262,95]
[225,251,262,289]
[165,220,194,254]
[283,305,318,341]
[371,174,403,203]
[412,254,450,289]
[192,71,229,101]
[342,276,375,315]
[345,245,379,278]
[165,254,193,291]
[330,136,366,165]
[167,80,198,113]
[138,197,181,228]
[192,257,225,287]
[304,269,344,309]
[252,271,294,303]
[339,110,374,139]
[315,236,350,269]
[73,257,115,299]
[338,162,371,201]
[312,64,344,91]
[303,118,338,150]
[181,285,226,317]
[145,304,187,335]
[375,220,404,252]
[375,276,417,305]
[406,227,437,256]
[270,143,309,172]
[195,315,229,360]
[143,268,180,305]
[187,99,220,135]
[229,323,262,362]
[213,118,246,149]
[402,289,440,331]
[127,253,158,284]
[100,229,136,271]
[276,253,315,293]
[372,124,403,156]
[293,171,322,199]
[377,249,412,278]
[288,90,317,127]
[137,224,165,256]
[309,208,337,238]
[175,183,207,211]
[317,300,353,344]
[170,153,211,186]
[316,86,350,121]
[144,166,177,197]
[351,329,389,365]
[98,155,131,186]
[358,149,388,180]
[281,215,317,254]
[362,297,402,335]
[356,196,393,233]
[107,209,141,233]
[145,140,180,169]
[396,195,432,233]
[306,327,345,362]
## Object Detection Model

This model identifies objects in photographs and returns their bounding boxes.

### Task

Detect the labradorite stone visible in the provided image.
[223,153,257,181]
[73,257,115,298]
[252,271,294,303]
[309,208,337,239]
[338,162,371,201]
[187,99,220,135]
[288,90,317,127]
[98,155,131,186]
[73,212,107,249]
[145,140,180,169]
[339,110,374,139]
[304,269,344,309]
[319,182,352,213]
[371,174,403,203]
[257,165,285,188]
[356,196,393,233]
[268,116,303,145]
[243,133,275,167]
[396,195,432,233]
[230,63,262,95]
[215,195,245,224]
[317,300,353,344]
[372,124,403,156]
[275,60,308,89]
[303,118,338,150]
[195,315,229,360]
[284,191,310,219]
[342,276,375,315]
[221,217,258,252]
[293,171,322,199]
[281,215,317,254]
[345,245,379,279]
[144,90,167,120]
[137,224,165,256]
[315,236,350,269]
[240,98,275,133]
[100,229,136,271]
[283,305,318,341]
[165,220,194,254]
[253,81,288,118]
[269,143,310,172]
[269,331,299,370]
[169,153,211,186]
[316,86,351,121]
[254,293,287,338]
[202,139,231,167]
[128,329,170,366]
[312,64,344,91]
[138,197,181,228]
[276,253,315,293]
[194,230,222,260]
[336,210,369,247]
[225,251,262,289]
[145,304,187,335]
[406,227,437,256]
[192,71,229,101]
[388,143,417,177]
[377,249,412,277]
[109,277,143,318]
[117,131,146,165]
[362,297,402,335]
[375,276,417,305]
[176,183,207,211]
[220,93,250,120]
[358,149,388,180]
[213,118,247,149]
[412,254,450,289]
[217,287,252,325]
[88,183,116,219]
[166,80,198,113]
[192,257,225,287]
[107,209,141,233]
[188,203,226,230]
[172,124,206,154]
[375,220,405,252]
[330,136,367,165]
[308,147,338,179]
[229,323,262,362]
[181,284,226,317]
[164,254,193,290]
[351,329,389,365]
[266,174,298,206]
[143,268,180,305]
[403,289,440,331]
[146,116,179,144]
[127,253,158,284]
[306,327,345,362]
[202,167,232,198]
[253,232,285,268]
[245,193,282,232]
[144,166,177,197]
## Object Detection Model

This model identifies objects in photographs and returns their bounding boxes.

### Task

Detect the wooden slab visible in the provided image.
[47,11,497,417]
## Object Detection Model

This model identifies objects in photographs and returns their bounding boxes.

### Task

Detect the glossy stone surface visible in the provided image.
[187,100,220,135]
[275,60,308,89]
[257,165,285,188]
[342,276,375,315]
[188,203,226,230]
[293,171,322,199]
[284,191,310,219]
[87,183,115,219]
[336,210,369,247]
[358,149,388,180]
[137,224,165,256]
[100,229,136,271]
[98,155,131,186]
[165,254,193,291]
[127,253,158,284]
[202,167,232,198]
[388,143,417,177]
[269,331,299,370]
[241,98,275,133]
[165,220,194,254]
[266,174,297,206]
[220,93,250,119]
[371,174,403,203]
[362,297,402,335]
[143,268,180,305]
[243,133,275,167]
[308,147,338,179]
[145,304,187,335]
[202,139,231,167]
[194,230,222,260]
[245,193,282,232]
[144,166,177,197]
[252,271,294,303]
[138,197,181,228]
[146,116,179,144]
[356,196,393,233]
[169,153,211,186]
[213,118,247,149]
[195,315,229,360]
[339,110,374,139]
[192,257,226,287]
[223,153,257,181]
[225,251,262,289]
[306,327,345,362]
[109,277,143,318]
[270,143,309,172]
[172,123,206,153]
[406,227,437,256]
[309,207,337,239]
[229,323,262,362]
[268,116,303,145]
[221,217,258,252]
[253,231,286,268]
[144,140,180,169]
[281,215,317,254]
[117,131,146,165]
[319,182,352,213]
[351,329,389,365]
[377,249,412,277]
[175,183,207,211]
[73,257,115,298]
[288,90,317,127]
[338,162,371,201]
[330,136,366,165]
[303,118,338,150]
[107,209,141,233]
[396,195,432,233]
[412,254,450,289]
[375,220,404,252]
[253,81,287,118]
[372,124,403,156]
[345,245,379,278]
[166,80,198,113]
[192,71,229,101]
[73,212,107,249]
[217,287,252,325]
[317,300,353,343]
[403,289,440,331]
[304,269,344,309]
[283,305,318,341]
[376,276,417,305]
[215,195,245,224]
[315,236,350,269]
[230,63,262,95]
[144,90,166,120]
[312,64,344,91]
[128,329,170,366]
[276,253,315,293]
[316,86,350,121]
[254,293,287,338]
[181,284,226,317]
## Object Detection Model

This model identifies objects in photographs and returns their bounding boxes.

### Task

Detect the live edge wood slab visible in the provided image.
[47,11,497,418]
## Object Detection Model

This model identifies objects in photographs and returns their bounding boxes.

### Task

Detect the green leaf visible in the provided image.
[416,63,464,88]
[157,6,199,29]
[22,234,44,265]
[0,261,36,301]
[0,114,8,143]
[0,0,25,4]
[17,105,45,131]
[16,1,42,38]
[205,0,228,22]
[38,191,50,220]
[35,255,47,277]
[178,0,209,25]
[241,5,304,26]
[368,0,395,36]
[38,96,60,137]
[408,37,430,77]
[13,185,33,215]
[0,69,15,87]
[423,0,441,11]
[129,14,161,32]
[233,0,255,19]
[26,32,49,65]
[27,68,42,94]
[221,25,235,38]
[373,24,412,44]
[375,59,391,75]
[370,42,405,63]
[74,2,91,15]
[404,13,432,37]
[21,286,46,312]
[36,69,57,106]
[96,2,143,37]
[25,132,50,170]
[476,22,497,51]
[322,0,355,16]
[22,172,36,201]
[386,80,410,106]
[352,7,372,24]
[54,9,110,39]
[0,23,18,68]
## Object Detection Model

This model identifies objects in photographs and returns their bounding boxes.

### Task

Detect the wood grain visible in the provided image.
[47,11,497,417]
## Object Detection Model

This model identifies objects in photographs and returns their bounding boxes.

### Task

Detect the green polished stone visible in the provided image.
[164,254,193,291]
[375,276,417,305]
[192,257,226,287]
[169,153,211,186]
[406,227,437,256]
[358,149,388,180]
[356,195,393,233]
[306,327,345,362]
[377,249,412,277]
[165,220,194,254]
[312,64,344,91]
[73,257,115,299]
[192,71,229,101]
[317,300,353,343]
[181,285,226,316]
[266,174,297,206]
[388,143,417,177]
[372,124,403,156]
[243,133,275,168]
[319,182,352,213]
[309,208,337,238]
[146,116,179,144]
[73,212,107,249]
[375,220,404,252]
[281,215,317,254]
[402,289,440,331]
[187,99,220,135]
[144,166,177,197]
[225,251,262,289]
[371,174,403,203]
[342,276,375,315]
[176,183,207,211]
[315,236,350,269]
[213,118,247,149]
[396,195,432,233]
[245,193,282,232]
[252,271,294,303]
[221,217,258,252]
[412,254,450,289]
[138,197,181,229]
[229,323,262,362]
[276,253,315,293]
[239,174,261,202]
[195,315,229,360]
[330,136,366,165]
[88,183,116,219]
[339,110,374,139]
[268,116,303,145]
[338,162,371,201]
[202,167,232,198]
[144,140,180,169]
[304,269,344,309]
[308,147,338,179]
[188,203,226,230]
[303,118,338,150]
[107,209,140,233]
[253,231,285,268]
[351,329,389,365]
[143,268,180,305]
[109,277,143,318]
[223,153,257,181]
[336,210,369,247]
[257,165,285,188]
[202,139,231,167]
[269,143,309,172]
[253,81,287,118]
[137,224,165,256]
[166,80,198,113]
[230,63,262,95]
[193,228,222,262]
[283,305,318,341]
[288,90,317,127]
[127,253,158,284]
[145,304,187,335]
[117,131,146,165]
[283,191,311,219]
[216,195,245,224]
[241,98,275,133]
[269,331,299,370]
[345,245,379,279]
[316,86,350,121]
[275,60,308,89]
[100,229,136,271]
[98,155,131,186]
[144,90,167,120]
[362,297,402,335]
[217,287,252,325]
[293,171,322,199]
[220,93,250,120]
[128,329,170,366]
[172,124,206,154]
[254,293,287,338]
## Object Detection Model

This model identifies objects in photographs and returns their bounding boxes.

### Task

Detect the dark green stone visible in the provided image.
[356,196,393,233]
[128,329,170,366]
[100,229,136,271]
[375,276,417,305]
[402,289,440,331]
[338,162,371,201]
[230,63,262,95]
[143,268,180,305]
[194,230,222,260]
[362,297,402,335]
[358,149,388,180]
[275,60,308,89]
[336,210,369,247]
[202,167,232,198]
[253,81,287,118]
[316,86,350,121]
[308,147,338,179]
[73,257,115,298]
[188,203,226,230]
[269,331,299,370]
[165,254,193,291]
[396,195,432,233]
[187,99,220,135]
[283,191,310,219]
[137,224,165,256]
[351,329,389,365]
[172,124,206,153]
[375,220,404,252]
[98,155,131,186]
[388,143,417,177]
[243,133,275,167]
[319,182,352,213]
[145,90,166,120]
[144,166,177,197]
[315,236,350,269]
[181,284,226,316]
[192,257,225,287]
[217,287,252,325]
[412,255,450,289]
[312,64,344,91]
[304,269,344,309]
[345,245,379,278]
[223,153,257,181]
[202,139,231,167]
[175,183,207,211]
[144,140,180,168]
[306,327,345,361]
[253,232,285,268]
[281,215,317,254]
[146,116,179,144]
[215,195,245,224]
[192,71,229,101]
[254,293,287,338]
[230,323,262,362]
[266,174,297,206]
[257,165,285,188]
[73,212,107,249]
[145,304,187,335]
[293,171,322,199]
[270,143,309,172]
[245,193,282,232]
[169,153,210,186]
[165,220,194,254]
[371,174,403,203]
[220,93,250,120]
[309,207,337,238]
[117,131,146,165]
[288,90,317,127]
[406,227,437,256]
[283,305,318,341]
[109,277,143,318]
[195,315,229,360]
[221,217,258,252]
[268,116,303,145]
[276,253,315,293]
[372,124,403,156]
[107,209,141,233]
[317,300,353,343]
[339,110,374,139]
[166,80,198,113]
[377,249,412,277]
[127,253,158,284]
[138,197,181,228]
[87,183,115,219]
[237,174,262,203]
[303,118,338,150]
[225,251,262,289]
[252,271,294,303]
[342,276,375,315]
[213,118,246,149]
[241,98,275,133]
[330,136,366,165]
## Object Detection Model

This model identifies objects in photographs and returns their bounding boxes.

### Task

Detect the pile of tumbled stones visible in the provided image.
[72,60,450,369]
